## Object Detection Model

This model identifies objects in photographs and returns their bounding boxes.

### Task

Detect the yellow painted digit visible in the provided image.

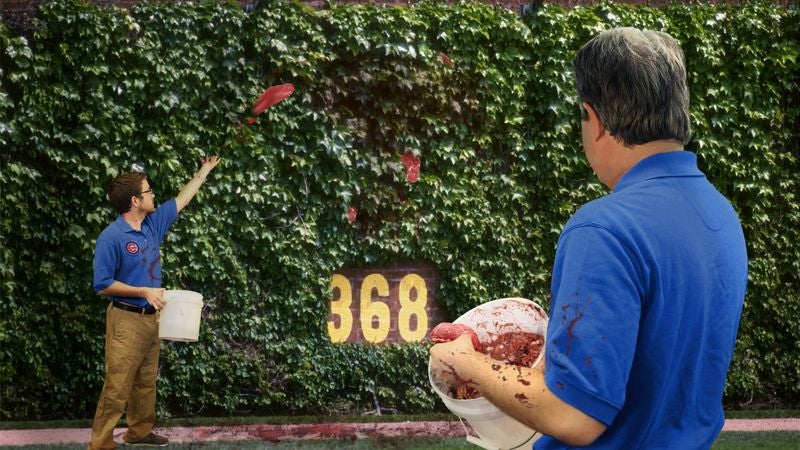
[327,274,353,343]
[360,274,390,343]
[398,274,428,342]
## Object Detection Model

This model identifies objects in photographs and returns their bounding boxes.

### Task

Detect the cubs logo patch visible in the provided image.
[126,242,140,255]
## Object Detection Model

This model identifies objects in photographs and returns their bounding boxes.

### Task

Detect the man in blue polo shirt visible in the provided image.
[89,156,220,450]
[430,27,747,449]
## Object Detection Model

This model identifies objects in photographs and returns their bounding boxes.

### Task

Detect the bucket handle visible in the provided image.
[509,431,541,449]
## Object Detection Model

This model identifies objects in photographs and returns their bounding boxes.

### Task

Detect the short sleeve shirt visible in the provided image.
[93,199,178,308]
[535,152,747,449]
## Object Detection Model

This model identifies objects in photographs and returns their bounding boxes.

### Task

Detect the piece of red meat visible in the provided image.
[430,322,481,351]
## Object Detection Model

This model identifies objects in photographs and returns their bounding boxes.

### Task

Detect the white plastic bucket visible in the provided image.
[428,297,548,450]
[159,290,203,342]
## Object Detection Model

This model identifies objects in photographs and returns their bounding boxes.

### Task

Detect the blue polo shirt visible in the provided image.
[536,151,747,449]
[93,199,178,308]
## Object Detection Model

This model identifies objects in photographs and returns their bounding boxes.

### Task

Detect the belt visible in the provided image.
[112,301,157,315]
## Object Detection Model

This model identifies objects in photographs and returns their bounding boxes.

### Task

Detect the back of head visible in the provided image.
[573,27,691,146]
[108,172,146,214]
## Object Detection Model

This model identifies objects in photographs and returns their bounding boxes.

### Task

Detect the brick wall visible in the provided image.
[2,0,784,14]
[1,0,529,14]
[4,0,790,35]
[0,0,635,15]
[2,0,791,36]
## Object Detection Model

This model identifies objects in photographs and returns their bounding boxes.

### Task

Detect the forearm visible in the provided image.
[435,342,607,446]
[463,354,603,445]
[175,168,210,212]
[175,156,220,212]
[98,281,166,309]
[98,281,146,298]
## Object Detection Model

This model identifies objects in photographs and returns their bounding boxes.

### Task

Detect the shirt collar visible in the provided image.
[614,150,704,193]
[113,215,139,233]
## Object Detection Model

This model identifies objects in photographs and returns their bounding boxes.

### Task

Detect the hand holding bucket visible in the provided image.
[428,297,548,450]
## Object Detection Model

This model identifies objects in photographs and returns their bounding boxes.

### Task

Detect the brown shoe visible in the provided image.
[123,433,168,447]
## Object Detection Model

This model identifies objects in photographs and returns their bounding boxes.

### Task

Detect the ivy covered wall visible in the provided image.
[1,0,798,419]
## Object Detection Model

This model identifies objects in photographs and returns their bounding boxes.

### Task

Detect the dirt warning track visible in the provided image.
[1,419,799,446]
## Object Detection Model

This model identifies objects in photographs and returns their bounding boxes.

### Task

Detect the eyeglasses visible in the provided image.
[138,188,153,196]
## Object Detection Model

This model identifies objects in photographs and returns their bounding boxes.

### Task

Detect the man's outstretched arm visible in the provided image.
[176,155,221,212]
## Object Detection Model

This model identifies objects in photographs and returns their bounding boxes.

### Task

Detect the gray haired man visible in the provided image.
[430,27,747,449]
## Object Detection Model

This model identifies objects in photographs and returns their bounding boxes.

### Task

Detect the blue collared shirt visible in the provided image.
[93,199,178,308]
[538,151,748,449]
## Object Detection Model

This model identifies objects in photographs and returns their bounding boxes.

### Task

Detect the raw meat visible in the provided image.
[430,322,482,351]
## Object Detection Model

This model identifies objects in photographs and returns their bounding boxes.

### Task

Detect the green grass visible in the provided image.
[712,431,800,449]
[1,433,800,450]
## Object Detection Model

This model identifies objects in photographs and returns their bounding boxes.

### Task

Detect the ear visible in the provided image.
[582,102,606,142]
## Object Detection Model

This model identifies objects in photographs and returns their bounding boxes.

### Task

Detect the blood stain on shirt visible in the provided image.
[560,289,592,355]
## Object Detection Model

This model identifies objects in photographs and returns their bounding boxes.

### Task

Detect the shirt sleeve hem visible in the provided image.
[94,280,113,293]
[545,373,621,426]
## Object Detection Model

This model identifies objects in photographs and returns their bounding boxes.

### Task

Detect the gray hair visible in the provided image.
[573,27,691,146]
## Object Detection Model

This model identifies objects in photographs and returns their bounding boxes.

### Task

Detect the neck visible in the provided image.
[606,139,683,189]
[122,210,146,231]
[629,139,684,160]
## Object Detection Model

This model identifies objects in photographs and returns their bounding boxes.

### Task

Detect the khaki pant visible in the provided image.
[88,303,161,450]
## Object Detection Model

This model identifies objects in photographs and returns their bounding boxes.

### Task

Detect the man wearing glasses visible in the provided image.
[88,156,220,449]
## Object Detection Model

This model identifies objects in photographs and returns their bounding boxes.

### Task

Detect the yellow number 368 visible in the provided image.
[327,272,429,344]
